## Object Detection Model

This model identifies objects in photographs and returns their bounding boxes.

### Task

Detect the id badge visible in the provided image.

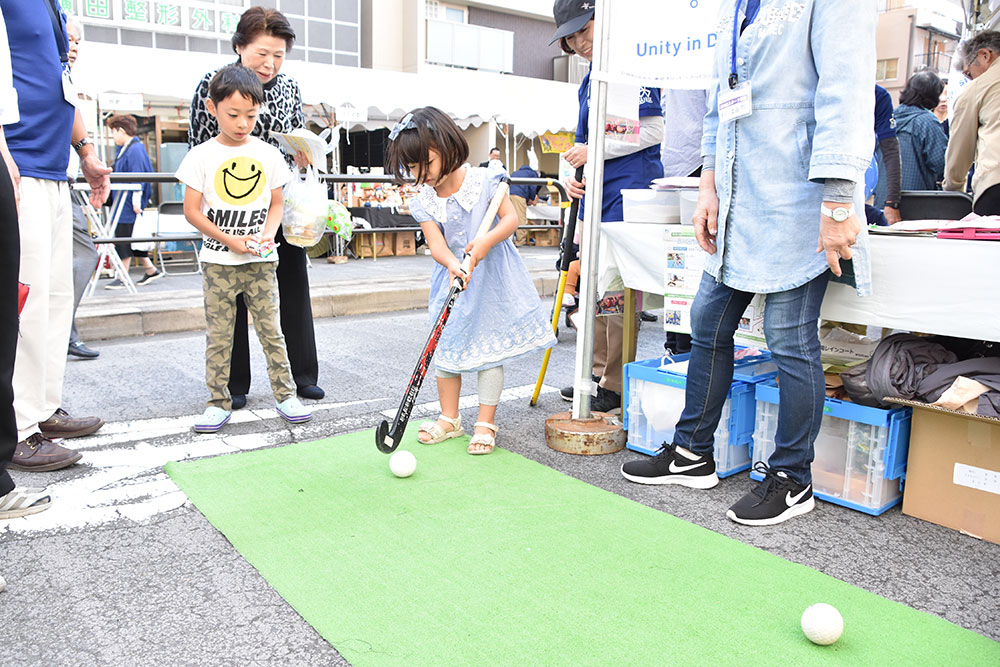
[62,69,80,107]
[718,82,752,123]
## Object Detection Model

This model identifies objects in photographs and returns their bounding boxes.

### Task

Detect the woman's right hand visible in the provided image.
[564,174,586,200]
[693,170,720,255]
[292,151,311,170]
[562,144,588,168]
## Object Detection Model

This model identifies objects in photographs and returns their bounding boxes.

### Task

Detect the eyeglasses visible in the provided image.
[962,50,985,79]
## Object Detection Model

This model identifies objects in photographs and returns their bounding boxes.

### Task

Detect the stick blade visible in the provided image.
[375,419,400,453]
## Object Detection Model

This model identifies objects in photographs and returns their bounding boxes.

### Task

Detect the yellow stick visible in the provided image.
[530,270,569,406]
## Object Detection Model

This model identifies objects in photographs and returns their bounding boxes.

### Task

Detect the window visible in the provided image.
[426,1,465,23]
[67,1,360,64]
[876,58,899,81]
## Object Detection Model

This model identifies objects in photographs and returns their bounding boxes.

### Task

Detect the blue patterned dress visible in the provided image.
[407,164,556,373]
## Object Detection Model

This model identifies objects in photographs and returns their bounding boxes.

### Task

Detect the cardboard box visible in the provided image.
[889,398,1000,545]
[393,231,416,256]
[529,228,560,246]
[351,232,393,258]
[376,232,394,257]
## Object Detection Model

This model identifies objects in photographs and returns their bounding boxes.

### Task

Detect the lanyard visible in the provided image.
[729,0,761,88]
[42,0,69,65]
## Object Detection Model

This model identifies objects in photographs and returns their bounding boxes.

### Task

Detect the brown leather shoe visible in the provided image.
[9,433,82,472]
[38,408,104,439]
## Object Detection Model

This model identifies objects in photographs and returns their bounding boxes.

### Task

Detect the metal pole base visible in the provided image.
[544,411,625,456]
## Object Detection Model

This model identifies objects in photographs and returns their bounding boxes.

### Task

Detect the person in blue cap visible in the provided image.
[550,0,664,414]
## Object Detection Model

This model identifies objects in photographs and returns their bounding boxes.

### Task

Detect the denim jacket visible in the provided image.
[702,0,876,296]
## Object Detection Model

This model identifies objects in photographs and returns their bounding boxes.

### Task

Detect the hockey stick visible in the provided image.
[530,166,584,406]
[376,176,511,453]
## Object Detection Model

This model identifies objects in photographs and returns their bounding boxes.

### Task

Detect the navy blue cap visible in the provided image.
[550,0,595,46]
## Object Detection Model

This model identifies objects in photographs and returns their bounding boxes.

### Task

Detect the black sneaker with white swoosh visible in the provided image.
[620,443,719,489]
[726,462,815,526]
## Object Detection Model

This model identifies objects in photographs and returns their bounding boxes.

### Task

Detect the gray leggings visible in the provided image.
[435,365,504,406]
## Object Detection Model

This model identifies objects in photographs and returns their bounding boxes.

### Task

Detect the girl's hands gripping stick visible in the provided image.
[447,255,469,289]
[457,238,490,288]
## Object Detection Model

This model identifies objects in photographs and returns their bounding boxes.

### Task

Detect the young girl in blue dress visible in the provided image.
[387,107,556,455]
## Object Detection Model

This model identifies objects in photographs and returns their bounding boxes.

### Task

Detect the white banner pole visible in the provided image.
[572,0,613,420]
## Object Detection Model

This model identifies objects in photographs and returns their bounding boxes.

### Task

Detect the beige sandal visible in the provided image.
[468,422,497,455]
[417,414,464,444]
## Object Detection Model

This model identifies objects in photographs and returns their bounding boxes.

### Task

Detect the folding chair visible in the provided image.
[154,201,202,275]
[74,183,141,296]
[899,190,974,221]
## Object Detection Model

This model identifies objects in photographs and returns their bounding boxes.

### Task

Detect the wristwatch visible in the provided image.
[820,204,854,222]
[72,137,92,152]
[883,200,900,210]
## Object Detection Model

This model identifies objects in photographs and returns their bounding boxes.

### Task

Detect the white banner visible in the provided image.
[98,92,145,111]
[603,0,722,89]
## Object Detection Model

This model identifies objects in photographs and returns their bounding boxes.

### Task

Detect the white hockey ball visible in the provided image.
[801,603,844,645]
[389,450,417,478]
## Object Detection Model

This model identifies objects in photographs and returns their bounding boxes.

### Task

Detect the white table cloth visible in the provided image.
[600,222,1000,342]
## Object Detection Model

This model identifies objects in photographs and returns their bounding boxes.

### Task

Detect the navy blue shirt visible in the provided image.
[0,0,76,181]
[111,137,154,226]
[575,68,663,222]
[874,84,896,150]
[509,165,540,201]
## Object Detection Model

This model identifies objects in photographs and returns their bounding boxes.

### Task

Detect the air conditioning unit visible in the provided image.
[552,54,589,84]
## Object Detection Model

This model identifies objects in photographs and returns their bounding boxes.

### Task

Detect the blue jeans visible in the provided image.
[672,271,830,485]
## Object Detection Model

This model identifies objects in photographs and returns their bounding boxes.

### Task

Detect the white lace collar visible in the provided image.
[415,165,484,222]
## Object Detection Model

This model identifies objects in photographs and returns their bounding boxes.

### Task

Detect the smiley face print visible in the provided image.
[213,156,268,206]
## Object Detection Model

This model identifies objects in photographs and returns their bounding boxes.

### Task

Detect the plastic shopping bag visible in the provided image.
[326,200,353,241]
[282,167,328,248]
[131,210,156,252]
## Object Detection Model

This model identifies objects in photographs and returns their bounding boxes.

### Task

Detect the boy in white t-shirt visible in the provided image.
[176,64,311,432]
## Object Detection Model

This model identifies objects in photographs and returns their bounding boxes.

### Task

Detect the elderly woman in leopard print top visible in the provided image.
[187,5,324,406]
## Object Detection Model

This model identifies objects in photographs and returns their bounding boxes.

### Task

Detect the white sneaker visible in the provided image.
[0,574,5,592]
[0,486,52,520]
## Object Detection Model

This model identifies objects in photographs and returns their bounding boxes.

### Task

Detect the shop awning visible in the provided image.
[72,43,578,137]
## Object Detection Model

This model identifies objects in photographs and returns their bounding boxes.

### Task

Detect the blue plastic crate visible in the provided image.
[623,352,777,478]
[751,381,912,515]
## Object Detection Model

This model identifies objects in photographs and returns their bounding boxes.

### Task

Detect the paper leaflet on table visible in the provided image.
[661,226,765,349]
[273,128,334,173]
[875,213,1000,232]
[605,83,641,150]
[662,226,706,334]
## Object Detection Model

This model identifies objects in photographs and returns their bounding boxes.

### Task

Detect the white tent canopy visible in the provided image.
[72,43,578,137]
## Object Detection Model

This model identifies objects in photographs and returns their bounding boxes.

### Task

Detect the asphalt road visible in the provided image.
[1,306,997,665]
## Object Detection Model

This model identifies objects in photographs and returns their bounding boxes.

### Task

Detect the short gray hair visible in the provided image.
[66,16,83,39]
[959,30,1000,68]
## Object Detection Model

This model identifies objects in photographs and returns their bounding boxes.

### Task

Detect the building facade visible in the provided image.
[66,0,580,177]
[876,0,965,100]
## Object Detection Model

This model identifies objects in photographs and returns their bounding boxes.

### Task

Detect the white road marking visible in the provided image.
[379,383,558,419]
[2,384,557,534]
[73,398,383,450]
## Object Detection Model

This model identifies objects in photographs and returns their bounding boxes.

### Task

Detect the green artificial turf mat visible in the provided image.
[166,429,999,665]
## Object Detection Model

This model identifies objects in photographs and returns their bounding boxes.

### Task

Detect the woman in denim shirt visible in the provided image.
[622,0,876,526]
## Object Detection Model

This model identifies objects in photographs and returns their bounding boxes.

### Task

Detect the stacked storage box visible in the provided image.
[623,353,778,478]
[752,381,912,515]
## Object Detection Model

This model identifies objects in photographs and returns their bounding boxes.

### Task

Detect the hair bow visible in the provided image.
[388,113,417,141]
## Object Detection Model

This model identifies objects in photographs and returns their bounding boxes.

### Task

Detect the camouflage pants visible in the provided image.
[202,262,295,410]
